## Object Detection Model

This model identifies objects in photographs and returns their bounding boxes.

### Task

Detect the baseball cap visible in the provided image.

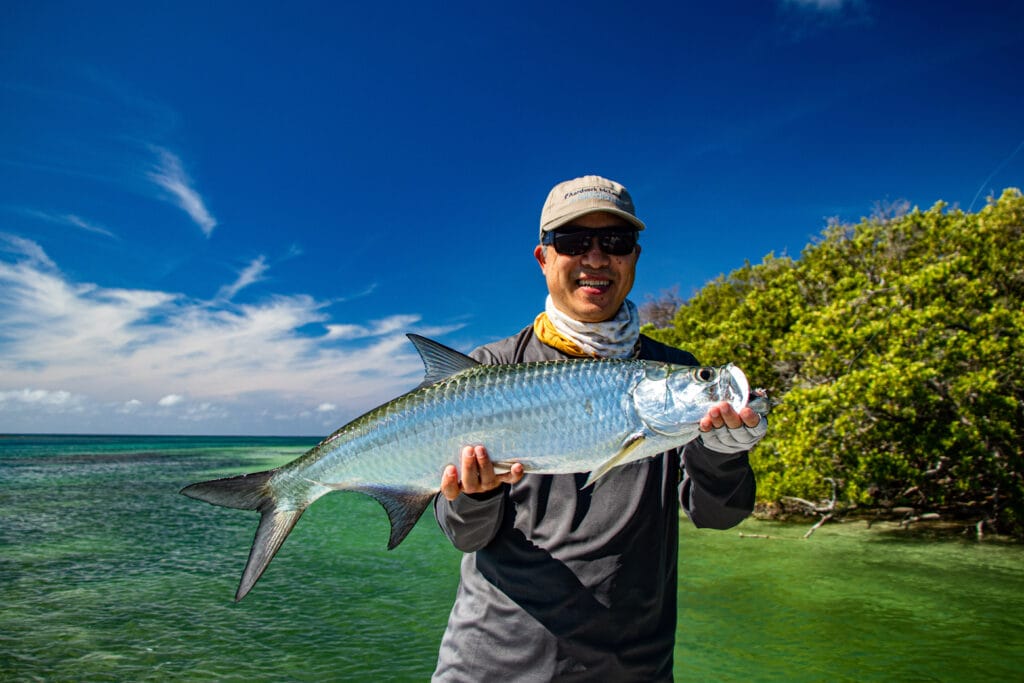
[539,175,645,239]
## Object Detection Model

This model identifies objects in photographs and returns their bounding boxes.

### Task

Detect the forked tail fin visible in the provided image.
[180,469,303,601]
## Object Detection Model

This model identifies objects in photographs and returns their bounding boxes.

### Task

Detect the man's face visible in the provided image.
[533,212,641,323]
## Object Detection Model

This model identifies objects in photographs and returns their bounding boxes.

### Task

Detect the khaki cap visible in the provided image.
[539,175,645,239]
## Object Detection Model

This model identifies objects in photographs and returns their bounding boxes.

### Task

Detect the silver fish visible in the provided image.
[181,334,750,600]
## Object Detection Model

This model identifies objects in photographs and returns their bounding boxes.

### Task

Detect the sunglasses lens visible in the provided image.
[599,233,636,255]
[553,232,591,255]
[551,230,636,256]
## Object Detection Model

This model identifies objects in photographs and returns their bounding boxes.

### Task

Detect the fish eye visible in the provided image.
[695,367,715,382]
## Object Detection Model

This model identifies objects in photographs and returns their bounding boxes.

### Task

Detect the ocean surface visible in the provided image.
[2,434,1022,682]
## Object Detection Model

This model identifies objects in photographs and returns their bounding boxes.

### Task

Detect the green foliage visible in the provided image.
[644,189,1024,535]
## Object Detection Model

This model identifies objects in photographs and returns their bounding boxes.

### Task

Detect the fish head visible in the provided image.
[632,362,750,436]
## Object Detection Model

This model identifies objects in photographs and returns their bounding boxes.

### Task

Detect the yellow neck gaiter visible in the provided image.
[533,312,595,358]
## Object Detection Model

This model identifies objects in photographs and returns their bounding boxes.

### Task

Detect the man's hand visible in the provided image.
[697,401,767,454]
[440,445,525,501]
[698,401,762,432]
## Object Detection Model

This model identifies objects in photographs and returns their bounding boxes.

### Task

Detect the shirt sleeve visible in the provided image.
[434,484,508,552]
[679,439,756,529]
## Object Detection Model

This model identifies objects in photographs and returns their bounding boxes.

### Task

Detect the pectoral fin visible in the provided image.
[582,432,647,489]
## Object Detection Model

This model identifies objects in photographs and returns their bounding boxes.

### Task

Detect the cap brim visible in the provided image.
[540,207,646,235]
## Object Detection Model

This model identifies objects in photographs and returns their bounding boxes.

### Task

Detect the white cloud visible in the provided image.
[147,146,217,237]
[325,314,423,341]
[0,237,462,434]
[0,389,87,422]
[14,209,118,238]
[182,401,228,422]
[64,214,116,238]
[118,399,143,414]
[1,232,57,269]
[0,388,76,406]
[217,255,269,301]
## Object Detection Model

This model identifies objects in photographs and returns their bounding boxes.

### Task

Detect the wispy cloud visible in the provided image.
[147,146,217,237]
[217,256,269,301]
[1,232,57,269]
[325,314,423,341]
[969,140,1024,211]
[3,75,215,240]
[63,214,116,238]
[16,208,117,238]
[783,0,849,10]
[776,0,870,38]
[0,236,461,434]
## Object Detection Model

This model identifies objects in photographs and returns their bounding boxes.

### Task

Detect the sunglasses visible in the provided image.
[542,227,639,256]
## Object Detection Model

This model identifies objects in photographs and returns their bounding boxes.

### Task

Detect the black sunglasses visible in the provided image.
[542,227,638,256]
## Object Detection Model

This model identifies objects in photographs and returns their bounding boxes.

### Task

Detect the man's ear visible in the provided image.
[534,244,547,270]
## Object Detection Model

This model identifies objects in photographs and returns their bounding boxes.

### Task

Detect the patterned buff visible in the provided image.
[533,295,640,359]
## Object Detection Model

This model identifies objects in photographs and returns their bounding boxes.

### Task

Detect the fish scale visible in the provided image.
[303,360,633,493]
[181,334,749,600]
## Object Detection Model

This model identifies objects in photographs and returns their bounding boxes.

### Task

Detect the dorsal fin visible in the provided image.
[407,334,480,387]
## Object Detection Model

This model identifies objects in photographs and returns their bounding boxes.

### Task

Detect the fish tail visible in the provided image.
[180,469,303,601]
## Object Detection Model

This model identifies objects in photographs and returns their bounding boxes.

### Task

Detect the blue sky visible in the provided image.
[1,0,1022,435]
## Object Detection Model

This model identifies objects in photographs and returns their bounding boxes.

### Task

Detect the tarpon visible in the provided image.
[181,334,750,600]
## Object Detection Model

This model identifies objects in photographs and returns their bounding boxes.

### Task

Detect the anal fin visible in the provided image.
[582,432,647,489]
[354,486,437,550]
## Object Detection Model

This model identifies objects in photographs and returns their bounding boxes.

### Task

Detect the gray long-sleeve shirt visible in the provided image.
[432,326,756,682]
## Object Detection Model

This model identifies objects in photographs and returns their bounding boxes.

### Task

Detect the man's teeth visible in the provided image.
[579,279,610,287]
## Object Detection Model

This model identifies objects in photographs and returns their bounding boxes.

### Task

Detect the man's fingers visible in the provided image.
[738,406,762,429]
[700,402,762,431]
[443,446,522,499]
[458,445,501,495]
[699,404,723,432]
[718,404,744,429]
[459,446,481,488]
[474,446,496,488]
[441,464,461,501]
[497,462,525,486]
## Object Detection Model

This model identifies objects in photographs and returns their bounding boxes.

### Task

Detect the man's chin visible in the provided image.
[568,298,620,323]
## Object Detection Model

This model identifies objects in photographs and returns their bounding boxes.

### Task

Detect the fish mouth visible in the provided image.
[724,364,750,413]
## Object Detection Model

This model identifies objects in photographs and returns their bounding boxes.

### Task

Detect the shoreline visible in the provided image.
[740,512,1020,544]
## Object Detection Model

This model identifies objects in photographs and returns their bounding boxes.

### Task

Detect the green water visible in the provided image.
[678,522,1023,681]
[1,435,1022,681]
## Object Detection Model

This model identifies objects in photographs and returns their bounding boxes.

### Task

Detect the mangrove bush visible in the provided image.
[644,189,1024,536]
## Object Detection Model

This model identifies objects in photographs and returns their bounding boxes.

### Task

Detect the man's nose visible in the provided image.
[580,237,609,265]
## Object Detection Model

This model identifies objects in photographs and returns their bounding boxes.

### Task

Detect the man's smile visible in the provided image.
[576,274,613,292]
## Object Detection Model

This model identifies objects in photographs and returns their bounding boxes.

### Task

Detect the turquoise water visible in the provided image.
[2,435,1022,681]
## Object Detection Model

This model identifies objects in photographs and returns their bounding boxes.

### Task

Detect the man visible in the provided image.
[432,175,765,681]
